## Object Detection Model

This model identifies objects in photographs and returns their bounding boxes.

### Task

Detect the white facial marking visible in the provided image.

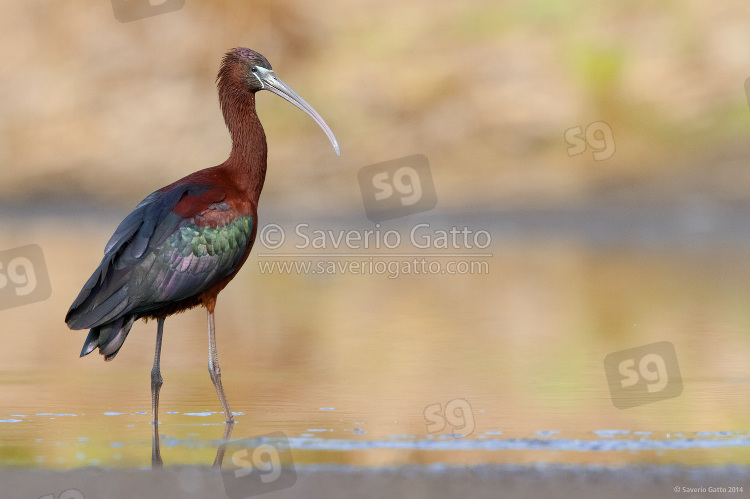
[253,66,276,89]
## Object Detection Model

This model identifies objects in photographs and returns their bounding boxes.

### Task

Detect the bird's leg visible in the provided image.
[151,317,165,468]
[207,310,234,423]
[213,419,235,467]
[151,317,165,421]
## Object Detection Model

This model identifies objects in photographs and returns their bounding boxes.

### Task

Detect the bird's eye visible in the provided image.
[251,67,258,73]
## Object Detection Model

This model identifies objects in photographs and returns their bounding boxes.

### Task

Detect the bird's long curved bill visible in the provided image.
[256,68,340,156]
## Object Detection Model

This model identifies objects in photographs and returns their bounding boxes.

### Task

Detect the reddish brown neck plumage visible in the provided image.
[216,59,268,205]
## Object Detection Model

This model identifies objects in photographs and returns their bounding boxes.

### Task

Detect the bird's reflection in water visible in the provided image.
[152,421,235,469]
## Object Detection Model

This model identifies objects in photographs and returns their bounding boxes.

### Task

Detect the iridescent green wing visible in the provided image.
[66,184,254,329]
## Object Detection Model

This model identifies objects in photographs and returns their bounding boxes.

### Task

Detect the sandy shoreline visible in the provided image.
[4,465,749,499]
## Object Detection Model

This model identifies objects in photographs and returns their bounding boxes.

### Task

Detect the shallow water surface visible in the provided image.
[1,209,749,469]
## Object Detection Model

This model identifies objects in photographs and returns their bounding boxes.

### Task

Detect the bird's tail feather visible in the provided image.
[80,315,137,361]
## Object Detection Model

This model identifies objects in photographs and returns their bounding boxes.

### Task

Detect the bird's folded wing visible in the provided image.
[66,183,253,329]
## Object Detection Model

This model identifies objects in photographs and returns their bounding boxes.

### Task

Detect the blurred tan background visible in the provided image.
[2,0,750,214]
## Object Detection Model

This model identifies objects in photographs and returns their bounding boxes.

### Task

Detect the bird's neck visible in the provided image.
[221,90,268,204]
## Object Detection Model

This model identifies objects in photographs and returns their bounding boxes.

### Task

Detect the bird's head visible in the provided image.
[219,47,340,156]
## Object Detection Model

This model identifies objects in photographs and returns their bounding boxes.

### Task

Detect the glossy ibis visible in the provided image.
[65,48,340,427]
